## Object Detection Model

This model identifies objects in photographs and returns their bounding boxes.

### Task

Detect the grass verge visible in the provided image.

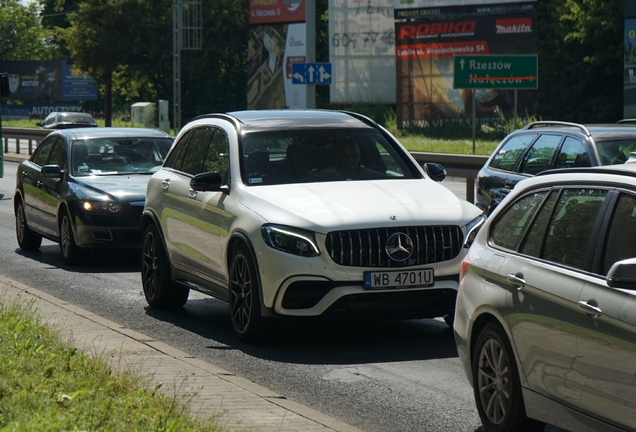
[0,296,225,432]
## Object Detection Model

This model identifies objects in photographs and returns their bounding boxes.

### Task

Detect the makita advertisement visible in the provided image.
[0,60,98,102]
[395,1,537,128]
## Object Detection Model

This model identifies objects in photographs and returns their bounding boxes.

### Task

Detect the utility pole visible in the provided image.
[173,0,202,132]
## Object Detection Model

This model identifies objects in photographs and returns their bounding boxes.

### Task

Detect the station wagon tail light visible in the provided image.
[459,255,470,282]
[261,224,320,257]
[81,200,123,213]
[463,214,486,248]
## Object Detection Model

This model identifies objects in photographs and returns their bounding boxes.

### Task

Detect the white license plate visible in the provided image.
[363,269,434,290]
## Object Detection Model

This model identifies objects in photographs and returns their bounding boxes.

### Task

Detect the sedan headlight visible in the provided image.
[261,224,320,257]
[463,213,486,248]
[80,200,123,213]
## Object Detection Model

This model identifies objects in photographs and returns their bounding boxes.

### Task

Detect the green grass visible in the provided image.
[0,296,225,432]
[3,118,500,155]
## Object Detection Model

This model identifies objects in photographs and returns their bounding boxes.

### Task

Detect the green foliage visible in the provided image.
[0,0,60,60]
[0,296,224,431]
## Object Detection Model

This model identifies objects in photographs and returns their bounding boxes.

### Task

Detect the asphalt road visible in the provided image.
[0,161,486,431]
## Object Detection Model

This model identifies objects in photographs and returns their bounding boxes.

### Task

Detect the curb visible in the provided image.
[0,275,363,432]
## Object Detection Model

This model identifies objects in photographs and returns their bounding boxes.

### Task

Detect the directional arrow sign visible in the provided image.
[453,55,538,89]
[292,63,332,85]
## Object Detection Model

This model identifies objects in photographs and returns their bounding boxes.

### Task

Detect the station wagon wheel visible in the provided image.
[15,198,42,250]
[141,224,189,309]
[59,211,84,265]
[229,244,264,342]
[472,323,544,432]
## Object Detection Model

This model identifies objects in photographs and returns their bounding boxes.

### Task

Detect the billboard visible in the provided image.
[249,0,306,25]
[624,18,636,118]
[248,24,309,109]
[394,1,537,128]
[329,0,396,104]
[0,60,98,102]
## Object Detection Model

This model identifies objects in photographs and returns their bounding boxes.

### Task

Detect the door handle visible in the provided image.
[506,273,526,291]
[188,189,197,199]
[577,300,603,317]
[36,181,43,188]
[161,179,170,190]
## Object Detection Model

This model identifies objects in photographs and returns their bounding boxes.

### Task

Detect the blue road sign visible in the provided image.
[291,63,332,85]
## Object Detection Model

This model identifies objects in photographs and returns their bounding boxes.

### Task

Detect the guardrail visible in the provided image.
[1,127,487,202]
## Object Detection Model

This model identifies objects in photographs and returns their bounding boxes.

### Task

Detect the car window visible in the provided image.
[48,139,67,171]
[519,134,562,175]
[602,192,636,275]
[201,129,230,181]
[44,114,55,127]
[240,128,417,186]
[556,137,590,168]
[491,191,547,250]
[596,139,636,165]
[519,190,558,256]
[541,189,608,269]
[164,129,193,170]
[32,137,57,166]
[489,134,537,172]
[181,127,214,175]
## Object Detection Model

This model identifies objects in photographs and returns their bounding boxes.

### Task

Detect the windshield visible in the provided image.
[71,137,173,176]
[240,129,419,186]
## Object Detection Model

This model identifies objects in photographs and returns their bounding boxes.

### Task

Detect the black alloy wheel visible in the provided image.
[228,244,264,342]
[472,322,544,432]
[15,199,42,250]
[141,224,188,309]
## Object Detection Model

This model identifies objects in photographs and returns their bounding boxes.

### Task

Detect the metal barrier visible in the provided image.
[1,127,487,202]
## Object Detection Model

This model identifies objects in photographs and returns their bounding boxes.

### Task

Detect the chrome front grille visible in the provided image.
[325,226,463,267]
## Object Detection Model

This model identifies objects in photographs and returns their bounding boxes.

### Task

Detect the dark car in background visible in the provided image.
[476,121,636,213]
[36,111,98,130]
[14,127,173,265]
[455,164,636,432]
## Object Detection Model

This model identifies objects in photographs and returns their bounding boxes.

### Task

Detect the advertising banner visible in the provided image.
[249,0,306,25]
[329,0,396,104]
[624,18,636,117]
[248,23,308,109]
[1,104,85,120]
[0,60,98,102]
[394,1,537,128]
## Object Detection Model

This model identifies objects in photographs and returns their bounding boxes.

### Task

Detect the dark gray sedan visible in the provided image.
[14,127,173,264]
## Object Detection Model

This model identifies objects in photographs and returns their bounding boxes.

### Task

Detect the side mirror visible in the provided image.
[190,171,229,193]
[41,164,63,178]
[423,162,446,182]
[607,257,636,290]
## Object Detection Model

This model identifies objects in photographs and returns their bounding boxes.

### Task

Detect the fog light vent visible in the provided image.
[92,230,113,241]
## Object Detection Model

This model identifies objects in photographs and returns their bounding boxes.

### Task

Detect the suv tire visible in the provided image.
[141,224,189,309]
[229,243,264,342]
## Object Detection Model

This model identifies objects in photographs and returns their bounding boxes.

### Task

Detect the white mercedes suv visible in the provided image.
[140,110,485,341]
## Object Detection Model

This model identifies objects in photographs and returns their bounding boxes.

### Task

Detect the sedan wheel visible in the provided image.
[15,199,42,250]
[472,323,544,432]
[59,212,84,265]
[228,244,264,342]
[141,224,188,309]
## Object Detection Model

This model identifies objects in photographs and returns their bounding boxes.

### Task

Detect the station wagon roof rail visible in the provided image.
[617,118,636,124]
[522,121,591,136]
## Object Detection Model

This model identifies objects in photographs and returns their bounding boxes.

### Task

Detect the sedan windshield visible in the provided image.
[240,129,419,185]
[72,137,173,176]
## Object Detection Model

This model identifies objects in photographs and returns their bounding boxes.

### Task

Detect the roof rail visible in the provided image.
[617,119,636,124]
[522,121,591,136]
[192,113,243,130]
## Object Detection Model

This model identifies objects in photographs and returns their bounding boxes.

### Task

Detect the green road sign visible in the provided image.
[453,54,538,89]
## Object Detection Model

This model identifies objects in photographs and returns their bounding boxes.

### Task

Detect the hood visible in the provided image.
[72,174,151,202]
[239,179,482,233]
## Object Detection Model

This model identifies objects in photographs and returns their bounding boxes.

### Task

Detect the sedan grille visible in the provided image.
[325,226,463,268]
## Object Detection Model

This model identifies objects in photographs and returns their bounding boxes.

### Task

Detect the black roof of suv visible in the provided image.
[475,121,636,213]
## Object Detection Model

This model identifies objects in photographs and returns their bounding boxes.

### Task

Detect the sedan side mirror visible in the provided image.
[423,162,447,182]
[190,171,229,194]
[41,165,63,178]
[607,257,636,290]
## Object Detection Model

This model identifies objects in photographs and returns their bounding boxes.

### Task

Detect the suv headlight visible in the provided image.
[80,200,123,213]
[261,224,320,257]
[463,213,486,248]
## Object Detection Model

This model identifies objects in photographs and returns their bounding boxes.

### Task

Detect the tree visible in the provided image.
[57,0,171,126]
[0,0,59,60]
[538,0,623,122]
